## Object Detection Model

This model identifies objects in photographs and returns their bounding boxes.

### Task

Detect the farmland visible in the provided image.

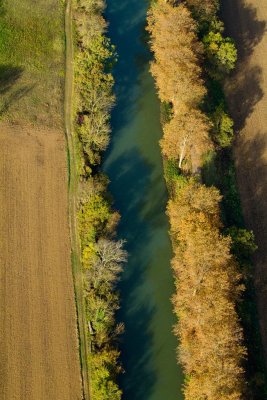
[0,0,64,126]
[222,0,267,363]
[0,0,82,399]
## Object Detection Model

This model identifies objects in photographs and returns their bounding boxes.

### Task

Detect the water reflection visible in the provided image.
[103,1,183,399]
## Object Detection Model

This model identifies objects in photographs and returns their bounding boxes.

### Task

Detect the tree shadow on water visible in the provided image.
[118,303,156,400]
[105,0,152,142]
[105,1,181,398]
[108,148,170,400]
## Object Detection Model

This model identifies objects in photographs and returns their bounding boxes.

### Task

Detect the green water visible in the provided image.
[103,1,183,399]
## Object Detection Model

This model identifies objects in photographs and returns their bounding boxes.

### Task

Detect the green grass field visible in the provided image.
[0,0,65,126]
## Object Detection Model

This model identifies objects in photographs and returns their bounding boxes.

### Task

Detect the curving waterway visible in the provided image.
[103,1,183,399]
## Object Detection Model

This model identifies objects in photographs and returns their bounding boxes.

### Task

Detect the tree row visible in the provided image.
[147,1,256,398]
[73,1,125,399]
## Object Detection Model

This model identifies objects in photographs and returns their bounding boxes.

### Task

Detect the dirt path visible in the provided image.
[221,0,267,357]
[0,124,82,400]
[64,1,91,399]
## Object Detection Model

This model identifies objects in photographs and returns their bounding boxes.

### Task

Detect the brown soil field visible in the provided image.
[0,123,82,400]
[221,0,267,357]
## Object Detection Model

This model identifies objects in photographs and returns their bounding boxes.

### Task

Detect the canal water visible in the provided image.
[103,1,183,399]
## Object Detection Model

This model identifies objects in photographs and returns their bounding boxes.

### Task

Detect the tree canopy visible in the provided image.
[168,182,246,400]
[147,2,206,109]
[147,1,248,399]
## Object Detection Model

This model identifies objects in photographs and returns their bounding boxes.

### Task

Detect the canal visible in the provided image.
[103,1,183,399]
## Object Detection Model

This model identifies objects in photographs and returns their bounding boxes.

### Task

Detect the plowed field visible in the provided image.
[0,123,82,400]
[222,0,267,357]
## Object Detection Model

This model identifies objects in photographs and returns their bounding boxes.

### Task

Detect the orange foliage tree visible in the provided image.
[168,182,246,399]
[147,1,212,169]
[160,104,212,168]
[147,1,247,399]
[147,1,206,109]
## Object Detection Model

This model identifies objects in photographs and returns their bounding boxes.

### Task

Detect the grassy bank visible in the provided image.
[64,1,91,399]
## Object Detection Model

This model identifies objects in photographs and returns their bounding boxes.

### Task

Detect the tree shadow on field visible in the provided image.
[0,64,33,116]
[225,64,263,132]
[0,0,5,17]
[221,0,266,131]
[235,132,267,362]
[235,132,267,285]
[221,0,267,385]
[221,1,266,61]
[0,65,23,95]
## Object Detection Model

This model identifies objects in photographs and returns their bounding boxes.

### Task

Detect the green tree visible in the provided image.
[78,193,111,248]
[212,104,234,147]
[91,350,122,400]
[227,226,257,267]
[185,0,219,24]
[203,31,237,77]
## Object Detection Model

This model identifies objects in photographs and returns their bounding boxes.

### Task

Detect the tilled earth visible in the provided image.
[0,123,82,400]
[222,0,267,358]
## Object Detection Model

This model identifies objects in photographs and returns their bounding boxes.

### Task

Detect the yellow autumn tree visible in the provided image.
[148,1,248,399]
[168,182,246,400]
[147,1,206,109]
[160,104,212,168]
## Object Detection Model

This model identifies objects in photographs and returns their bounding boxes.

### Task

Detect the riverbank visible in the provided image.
[71,1,126,399]
[64,1,91,398]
